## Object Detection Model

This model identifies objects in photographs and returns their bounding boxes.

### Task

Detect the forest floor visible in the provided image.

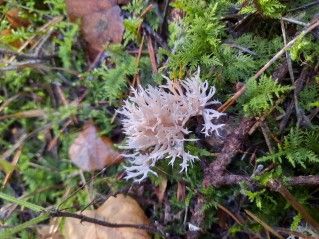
[0,0,319,239]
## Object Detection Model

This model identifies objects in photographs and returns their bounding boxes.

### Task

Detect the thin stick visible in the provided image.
[217,204,243,225]
[281,17,308,27]
[245,209,284,239]
[2,146,23,188]
[50,210,158,234]
[0,60,44,72]
[137,4,154,34]
[142,23,170,51]
[0,48,56,60]
[0,123,53,161]
[0,94,21,112]
[267,179,319,232]
[139,4,153,19]
[132,34,145,87]
[33,30,54,56]
[8,16,63,63]
[277,227,318,239]
[54,83,78,124]
[288,1,319,12]
[147,35,158,73]
[48,119,72,151]
[280,18,303,126]
[87,50,105,72]
[57,168,106,210]
[218,19,319,112]
[260,123,274,153]
[254,20,319,80]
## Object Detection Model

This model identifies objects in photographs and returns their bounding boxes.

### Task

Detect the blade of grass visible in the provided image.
[245,209,285,239]
[0,213,50,239]
[0,192,44,212]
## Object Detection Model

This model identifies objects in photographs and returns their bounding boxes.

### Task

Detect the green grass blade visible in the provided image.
[0,192,44,212]
[0,213,50,239]
[0,159,18,174]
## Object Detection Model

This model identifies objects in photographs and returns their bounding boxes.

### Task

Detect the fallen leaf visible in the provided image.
[1,29,22,48]
[64,194,151,239]
[6,8,31,29]
[69,123,122,171]
[117,0,132,5]
[81,6,124,51]
[36,224,64,239]
[66,0,124,55]
[63,210,96,239]
[66,0,116,22]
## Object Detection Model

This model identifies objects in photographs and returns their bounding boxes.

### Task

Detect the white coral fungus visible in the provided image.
[118,69,225,182]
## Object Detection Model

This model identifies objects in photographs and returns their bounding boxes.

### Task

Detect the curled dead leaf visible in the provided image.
[69,123,122,171]
[64,194,151,239]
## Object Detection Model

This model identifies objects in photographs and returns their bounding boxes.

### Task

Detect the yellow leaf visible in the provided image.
[64,194,151,239]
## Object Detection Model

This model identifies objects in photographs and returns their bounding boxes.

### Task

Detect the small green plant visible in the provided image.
[289,35,319,64]
[81,46,138,104]
[123,17,143,46]
[162,0,229,75]
[237,0,286,18]
[239,74,293,116]
[55,22,80,69]
[258,127,319,169]
[299,83,319,111]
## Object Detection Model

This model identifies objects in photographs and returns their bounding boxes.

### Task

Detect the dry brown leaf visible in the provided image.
[64,194,151,239]
[81,6,124,51]
[177,182,186,201]
[69,123,122,171]
[66,0,116,22]
[116,0,132,5]
[2,8,32,48]
[66,0,124,53]
[155,177,167,203]
[36,224,64,239]
[63,210,95,239]
[6,8,31,29]
[1,29,22,48]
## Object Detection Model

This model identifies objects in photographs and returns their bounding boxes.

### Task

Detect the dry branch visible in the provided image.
[50,210,159,234]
